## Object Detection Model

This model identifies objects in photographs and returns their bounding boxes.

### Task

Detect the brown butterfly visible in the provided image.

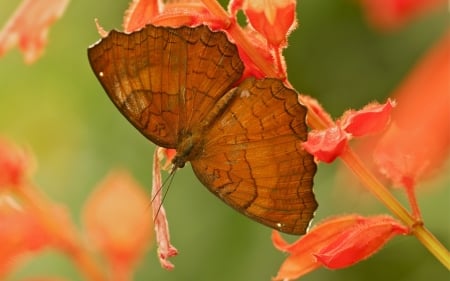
[87,24,317,235]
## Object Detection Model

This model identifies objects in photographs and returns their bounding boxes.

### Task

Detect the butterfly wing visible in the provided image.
[190,78,317,235]
[88,25,244,148]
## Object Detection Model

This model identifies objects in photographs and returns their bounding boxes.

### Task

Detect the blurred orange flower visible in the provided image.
[0,0,69,63]
[22,277,68,281]
[0,195,51,275]
[373,31,450,187]
[82,170,153,277]
[358,0,446,30]
[0,137,32,188]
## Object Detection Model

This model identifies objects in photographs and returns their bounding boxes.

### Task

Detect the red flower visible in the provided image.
[341,100,395,137]
[231,0,297,49]
[82,170,153,277]
[302,125,348,163]
[273,215,408,280]
[303,99,394,163]
[0,0,69,63]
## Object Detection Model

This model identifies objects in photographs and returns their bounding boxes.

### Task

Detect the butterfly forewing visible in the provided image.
[190,78,317,235]
[181,26,244,130]
[88,25,244,147]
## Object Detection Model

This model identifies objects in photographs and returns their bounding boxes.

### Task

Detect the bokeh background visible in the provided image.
[0,0,448,280]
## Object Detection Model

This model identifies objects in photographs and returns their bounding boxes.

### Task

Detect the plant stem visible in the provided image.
[339,148,450,269]
[339,148,414,226]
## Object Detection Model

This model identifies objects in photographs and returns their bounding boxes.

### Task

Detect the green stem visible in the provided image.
[340,148,450,269]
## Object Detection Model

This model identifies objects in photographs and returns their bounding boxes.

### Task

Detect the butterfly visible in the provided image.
[87,24,317,235]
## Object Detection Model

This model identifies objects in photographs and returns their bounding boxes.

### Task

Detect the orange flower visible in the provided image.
[82,170,153,277]
[123,0,161,32]
[0,195,51,275]
[123,0,216,33]
[235,0,297,48]
[358,0,446,30]
[314,216,408,269]
[273,215,408,280]
[0,0,69,63]
[373,31,450,187]
[0,137,32,188]
[368,31,449,219]
[229,0,297,77]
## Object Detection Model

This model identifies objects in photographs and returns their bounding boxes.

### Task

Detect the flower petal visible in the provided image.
[82,170,153,271]
[303,126,348,163]
[152,147,178,270]
[0,137,32,188]
[0,195,51,274]
[273,215,409,280]
[341,99,395,137]
[123,0,160,32]
[373,32,450,186]
[315,215,408,269]
[241,0,296,48]
[271,230,290,251]
[273,215,362,280]
[300,95,334,128]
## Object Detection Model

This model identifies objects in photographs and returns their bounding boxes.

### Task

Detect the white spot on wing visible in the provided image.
[240,89,250,98]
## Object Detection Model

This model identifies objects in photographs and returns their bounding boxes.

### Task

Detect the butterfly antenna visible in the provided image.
[150,165,175,204]
[152,166,177,223]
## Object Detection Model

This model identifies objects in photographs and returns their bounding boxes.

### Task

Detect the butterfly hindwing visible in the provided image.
[190,78,317,235]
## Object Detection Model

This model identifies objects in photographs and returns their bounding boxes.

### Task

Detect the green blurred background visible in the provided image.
[0,0,448,280]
